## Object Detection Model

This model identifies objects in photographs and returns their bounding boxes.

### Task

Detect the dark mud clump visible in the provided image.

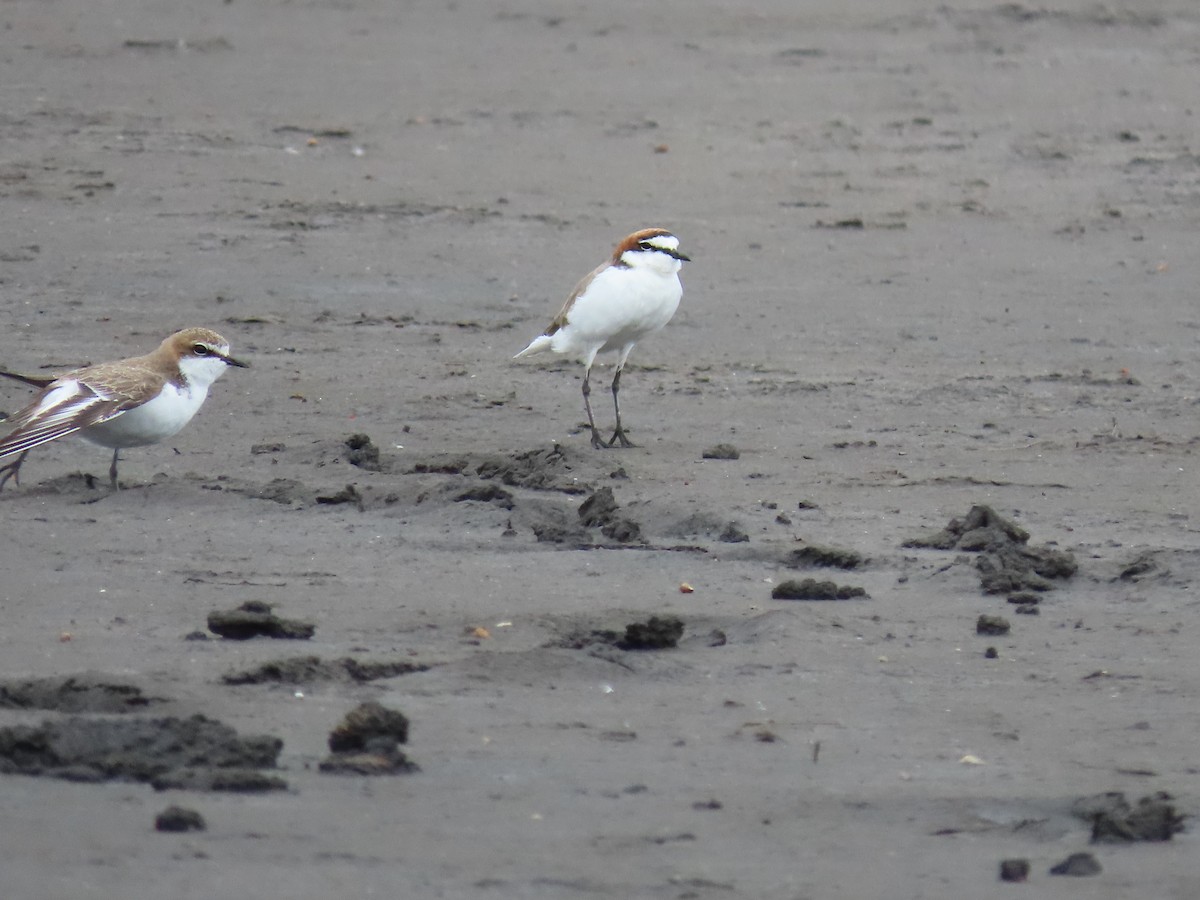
[222,655,430,685]
[344,433,381,471]
[476,445,586,492]
[152,769,288,792]
[0,673,161,713]
[786,544,864,570]
[906,504,1029,550]
[664,512,747,544]
[976,545,1075,593]
[619,616,684,650]
[554,616,686,652]
[553,626,623,650]
[329,701,409,749]
[1049,852,1102,877]
[1007,592,1040,606]
[320,702,417,775]
[207,601,316,640]
[976,614,1011,636]
[772,578,868,600]
[1118,551,1158,580]
[531,521,592,545]
[904,504,1076,593]
[578,485,618,523]
[252,478,314,505]
[155,806,206,833]
[702,443,740,460]
[0,714,285,791]
[1073,791,1185,843]
[411,457,469,475]
[315,483,364,508]
[578,486,643,544]
[454,483,514,509]
[1008,592,1040,616]
[718,522,749,543]
[998,859,1029,882]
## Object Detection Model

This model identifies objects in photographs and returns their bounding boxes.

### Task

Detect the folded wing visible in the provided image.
[0,377,140,460]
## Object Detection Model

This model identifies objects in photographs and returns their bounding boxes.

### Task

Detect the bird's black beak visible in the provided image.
[669,248,691,262]
[221,353,249,368]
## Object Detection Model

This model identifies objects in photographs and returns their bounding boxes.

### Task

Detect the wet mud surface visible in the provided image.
[1,1,1199,898]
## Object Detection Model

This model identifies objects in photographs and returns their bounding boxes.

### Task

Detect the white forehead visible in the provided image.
[642,233,679,251]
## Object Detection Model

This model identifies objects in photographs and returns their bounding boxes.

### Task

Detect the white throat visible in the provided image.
[177,354,232,391]
[621,248,683,277]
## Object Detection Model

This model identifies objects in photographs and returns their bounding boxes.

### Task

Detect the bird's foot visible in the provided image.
[607,428,636,449]
[0,452,28,491]
[0,464,19,491]
[589,428,607,450]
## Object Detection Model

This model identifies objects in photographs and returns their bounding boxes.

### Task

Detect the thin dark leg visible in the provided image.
[607,366,636,448]
[582,367,604,449]
[109,450,120,490]
[0,450,30,491]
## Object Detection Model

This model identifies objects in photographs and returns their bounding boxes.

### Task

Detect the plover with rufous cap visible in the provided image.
[514,228,689,448]
[0,327,248,490]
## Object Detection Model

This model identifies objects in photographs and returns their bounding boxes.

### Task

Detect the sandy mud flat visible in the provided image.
[1,2,1198,897]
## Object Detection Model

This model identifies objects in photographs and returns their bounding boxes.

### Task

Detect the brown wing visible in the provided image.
[543,261,610,337]
[0,362,161,459]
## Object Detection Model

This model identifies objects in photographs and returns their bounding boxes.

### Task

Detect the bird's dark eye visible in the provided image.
[193,344,210,356]
[638,241,653,250]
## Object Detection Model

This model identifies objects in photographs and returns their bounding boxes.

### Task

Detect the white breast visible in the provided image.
[81,382,210,449]
[551,265,682,361]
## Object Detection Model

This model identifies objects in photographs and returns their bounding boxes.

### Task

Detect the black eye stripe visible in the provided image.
[630,239,688,262]
[646,245,684,259]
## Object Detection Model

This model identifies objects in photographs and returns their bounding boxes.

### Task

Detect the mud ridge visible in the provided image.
[0,714,285,791]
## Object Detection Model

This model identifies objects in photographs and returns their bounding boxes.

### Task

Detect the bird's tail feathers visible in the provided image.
[0,368,56,389]
[513,334,554,360]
